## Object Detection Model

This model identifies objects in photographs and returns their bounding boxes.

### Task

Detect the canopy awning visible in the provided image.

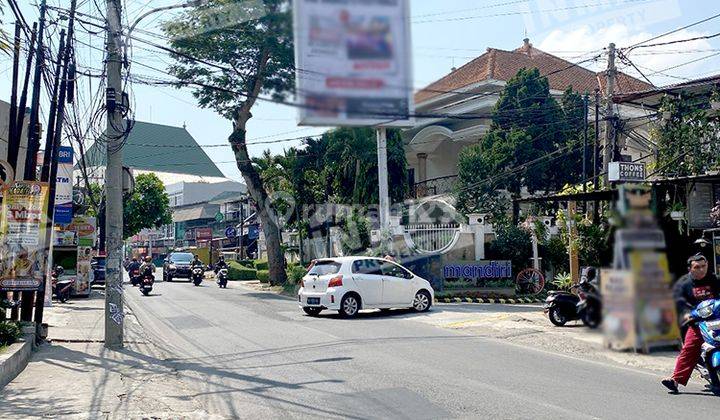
[172,204,220,223]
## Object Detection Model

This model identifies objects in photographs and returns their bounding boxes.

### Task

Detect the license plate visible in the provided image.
[307,297,320,305]
[705,320,720,330]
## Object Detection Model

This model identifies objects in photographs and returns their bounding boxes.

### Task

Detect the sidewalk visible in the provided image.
[0,289,209,419]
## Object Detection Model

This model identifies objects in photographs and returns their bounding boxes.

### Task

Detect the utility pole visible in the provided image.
[602,43,616,186]
[582,93,589,193]
[19,0,48,322]
[593,89,600,222]
[8,23,22,157]
[40,30,66,182]
[12,23,37,176]
[105,0,125,349]
[376,127,390,236]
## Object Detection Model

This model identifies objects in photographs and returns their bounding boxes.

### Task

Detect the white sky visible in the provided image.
[1,0,719,182]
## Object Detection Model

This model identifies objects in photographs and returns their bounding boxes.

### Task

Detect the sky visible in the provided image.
[1,0,719,183]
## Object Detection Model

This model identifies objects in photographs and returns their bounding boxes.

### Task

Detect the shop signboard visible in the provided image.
[0,181,50,291]
[441,260,513,290]
[608,162,646,182]
[196,227,213,241]
[54,146,74,225]
[293,0,414,127]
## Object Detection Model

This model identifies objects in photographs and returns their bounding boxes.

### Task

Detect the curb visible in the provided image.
[435,296,545,305]
[0,332,35,389]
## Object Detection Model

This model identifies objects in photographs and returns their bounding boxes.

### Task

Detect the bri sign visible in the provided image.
[443,261,512,280]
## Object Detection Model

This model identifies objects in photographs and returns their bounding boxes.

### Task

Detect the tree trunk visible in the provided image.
[230,118,287,286]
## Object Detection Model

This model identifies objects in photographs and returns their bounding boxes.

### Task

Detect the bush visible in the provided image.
[255,259,269,271]
[287,265,307,285]
[237,259,255,269]
[227,261,257,281]
[257,269,270,283]
[0,321,22,346]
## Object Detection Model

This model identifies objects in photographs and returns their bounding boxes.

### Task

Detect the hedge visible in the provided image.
[228,261,257,281]
[287,265,306,285]
[257,269,270,283]
[255,259,269,271]
[237,259,255,269]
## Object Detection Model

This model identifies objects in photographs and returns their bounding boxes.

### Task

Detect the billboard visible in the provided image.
[54,146,74,225]
[293,0,414,127]
[0,181,50,291]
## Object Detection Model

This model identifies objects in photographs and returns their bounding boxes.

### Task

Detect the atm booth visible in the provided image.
[51,216,97,297]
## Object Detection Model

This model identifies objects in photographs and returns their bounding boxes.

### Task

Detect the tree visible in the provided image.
[123,173,173,239]
[456,68,585,214]
[164,0,294,285]
[83,173,172,240]
[653,89,720,177]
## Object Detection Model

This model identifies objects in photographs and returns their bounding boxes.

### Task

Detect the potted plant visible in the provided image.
[667,202,686,221]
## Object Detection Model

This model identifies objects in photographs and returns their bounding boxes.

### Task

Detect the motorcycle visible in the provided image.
[216,268,228,288]
[130,268,141,287]
[140,266,154,296]
[688,299,720,391]
[544,267,601,327]
[51,267,74,303]
[191,266,204,286]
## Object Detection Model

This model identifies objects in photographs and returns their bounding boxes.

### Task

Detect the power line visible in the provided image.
[625,11,720,50]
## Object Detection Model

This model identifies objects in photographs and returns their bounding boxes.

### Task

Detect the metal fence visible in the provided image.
[405,223,461,254]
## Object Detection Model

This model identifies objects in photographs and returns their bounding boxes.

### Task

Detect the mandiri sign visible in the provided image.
[293,0,414,127]
[443,261,512,280]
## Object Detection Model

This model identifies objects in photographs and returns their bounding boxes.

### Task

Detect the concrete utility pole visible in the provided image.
[376,128,390,233]
[602,43,616,186]
[105,0,125,349]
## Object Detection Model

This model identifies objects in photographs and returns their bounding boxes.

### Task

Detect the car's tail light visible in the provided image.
[328,275,343,288]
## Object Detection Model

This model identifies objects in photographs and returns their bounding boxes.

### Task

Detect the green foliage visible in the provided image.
[486,222,532,276]
[287,265,306,285]
[257,269,270,283]
[255,259,269,271]
[0,321,22,346]
[123,173,173,239]
[227,261,257,280]
[456,69,586,213]
[237,259,255,269]
[541,235,570,273]
[576,222,611,268]
[652,89,720,177]
[338,210,371,255]
[551,272,573,291]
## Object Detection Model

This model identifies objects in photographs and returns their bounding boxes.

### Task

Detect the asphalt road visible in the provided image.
[124,271,719,419]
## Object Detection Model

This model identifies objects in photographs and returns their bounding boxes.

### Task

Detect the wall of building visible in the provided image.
[167,180,246,208]
[0,99,30,179]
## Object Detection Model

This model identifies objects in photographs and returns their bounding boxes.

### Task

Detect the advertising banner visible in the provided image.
[196,227,213,241]
[293,0,414,127]
[601,269,636,351]
[54,146,74,225]
[0,181,50,291]
[70,216,97,248]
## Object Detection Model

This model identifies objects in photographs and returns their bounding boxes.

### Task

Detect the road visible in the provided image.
[124,271,719,419]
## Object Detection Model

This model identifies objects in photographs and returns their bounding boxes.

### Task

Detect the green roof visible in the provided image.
[79,121,224,178]
[208,190,247,204]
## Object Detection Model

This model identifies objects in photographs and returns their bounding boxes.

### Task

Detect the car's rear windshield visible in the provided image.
[308,261,341,276]
[170,253,193,262]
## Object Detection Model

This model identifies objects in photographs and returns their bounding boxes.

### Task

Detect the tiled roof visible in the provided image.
[80,121,224,178]
[415,39,652,105]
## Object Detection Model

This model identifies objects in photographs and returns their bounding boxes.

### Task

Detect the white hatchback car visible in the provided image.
[298,257,434,317]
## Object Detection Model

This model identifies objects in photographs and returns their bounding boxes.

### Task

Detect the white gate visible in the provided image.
[404,223,461,254]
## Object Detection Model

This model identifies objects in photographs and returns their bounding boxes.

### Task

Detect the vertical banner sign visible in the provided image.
[54,146,74,225]
[0,181,50,291]
[69,216,96,296]
[293,0,414,127]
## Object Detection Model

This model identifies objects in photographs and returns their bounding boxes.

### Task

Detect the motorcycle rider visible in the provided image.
[126,257,141,274]
[190,254,204,270]
[139,256,155,279]
[662,253,720,393]
[214,255,228,274]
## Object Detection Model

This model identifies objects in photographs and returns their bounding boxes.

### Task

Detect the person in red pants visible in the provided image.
[662,254,720,392]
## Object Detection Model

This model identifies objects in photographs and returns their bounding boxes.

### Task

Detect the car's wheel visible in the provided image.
[339,294,360,318]
[303,307,322,316]
[548,306,568,326]
[412,290,431,312]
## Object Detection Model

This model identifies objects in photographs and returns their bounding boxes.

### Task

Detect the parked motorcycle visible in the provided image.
[51,266,74,303]
[544,267,601,327]
[130,268,141,287]
[216,268,228,288]
[687,299,720,391]
[192,267,204,286]
[140,266,154,296]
